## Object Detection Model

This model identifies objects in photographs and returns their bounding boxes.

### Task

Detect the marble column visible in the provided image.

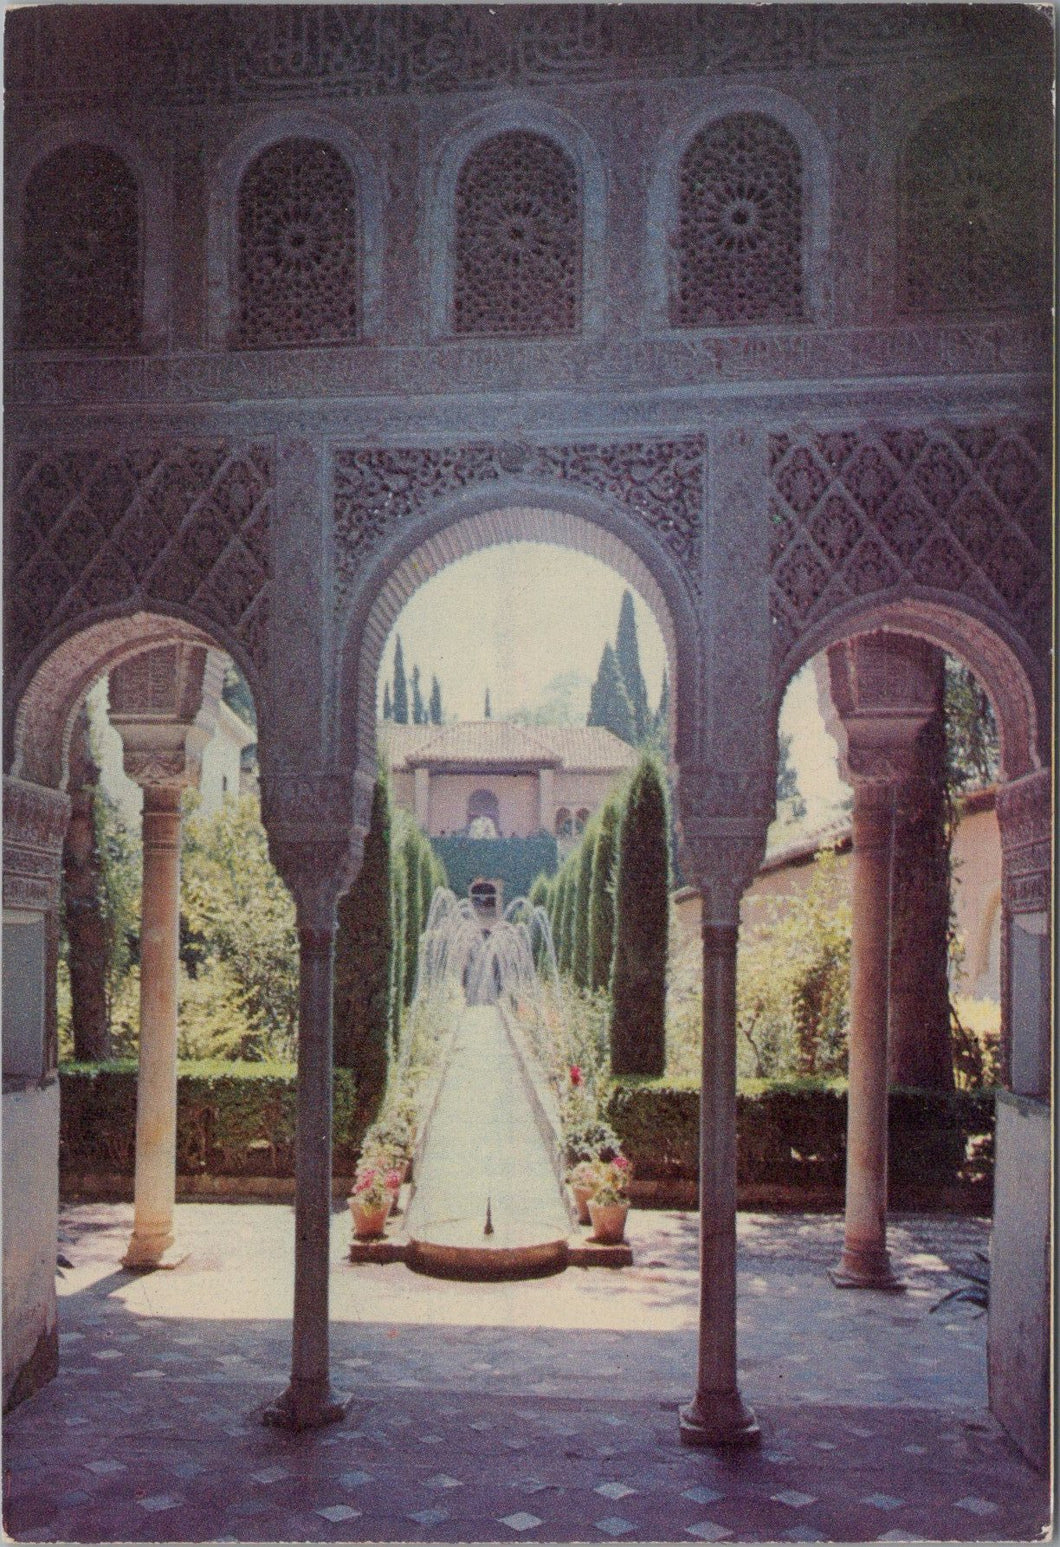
[260,771,368,1431]
[824,634,937,1291]
[680,912,760,1447]
[123,785,185,1268]
[110,643,222,1270]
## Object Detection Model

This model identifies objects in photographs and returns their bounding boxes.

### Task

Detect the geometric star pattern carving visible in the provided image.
[5,440,272,677]
[768,420,1050,667]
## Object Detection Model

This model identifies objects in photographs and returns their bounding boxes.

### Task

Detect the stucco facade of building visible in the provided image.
[2,4,1051,1464]
[384,721,637,844]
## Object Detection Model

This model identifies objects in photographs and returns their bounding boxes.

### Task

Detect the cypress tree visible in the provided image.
[562,860,579,976]
[616,590,650,742]
[587,643,636,744]
[610,753,669,1075]
[334,773,393,1130]
[402,824,423,1007]
[411,665,426,725]
[382,682,392,721]
[528,872,552,968]
[557,868,576,975]
[429,675,442,725]
[653,669,670,745]
[392,636,409,725]
[549,868,567,961]
[588,798,619,992]
[389,847,407,1049]
[484,686,492,719]
[572,825,596,989]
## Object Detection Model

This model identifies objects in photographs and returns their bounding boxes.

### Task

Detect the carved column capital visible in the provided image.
[259,770,370,927]
[3,776,71,912]
[109,643,225,793]
[825,633,942,787]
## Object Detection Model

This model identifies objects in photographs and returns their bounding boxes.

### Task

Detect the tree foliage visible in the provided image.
[588,798,619,993]
[616,590,650,743]
[587,643,635,744]
[411,664,426,725]
[610,753,669,1075]
[429,675,443,725]
[180,795,299,1061]
[392,635,409,725]
[571,822,596,989]
[945,659,1000,790]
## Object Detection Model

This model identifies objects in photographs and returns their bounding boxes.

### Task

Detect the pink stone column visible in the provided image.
[123,786,185,1269]
[680,917,760,1447]
[831,780,903,1289]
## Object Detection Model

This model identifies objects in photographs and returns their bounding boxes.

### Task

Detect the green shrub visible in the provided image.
[571,826,596,989]
[610,754,669,1075]
[605,1081,996,1194]
[588,800,619,993]
[59,1064,362,1177]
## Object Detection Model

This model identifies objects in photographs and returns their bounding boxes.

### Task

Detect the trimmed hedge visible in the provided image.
[607,1082,996,1195]
[431,833,558,903]
[59,1063,361,1178]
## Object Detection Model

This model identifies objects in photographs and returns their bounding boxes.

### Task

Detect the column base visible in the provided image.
[679,1390,761,1449]
[122,1234,187,1272]
[831,1245,906,1292]
[263,1378,351,1432]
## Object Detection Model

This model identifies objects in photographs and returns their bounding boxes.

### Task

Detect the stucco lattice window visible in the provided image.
[900,98,1046,315]
[673,113,804,327]
[236,138,358,347]
[453,130,581,336]
[22,144,140,349]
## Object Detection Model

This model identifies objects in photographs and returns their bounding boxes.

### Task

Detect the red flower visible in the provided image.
[569,1066,583,1086]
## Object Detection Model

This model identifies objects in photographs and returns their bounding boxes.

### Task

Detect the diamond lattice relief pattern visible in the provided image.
[5,443,272,674]
[453,131,581,336]
[21,144,140,349]
[236,138,357,347]
[767,422,1050,664]
[901,97,1048,315]
[674,113,803,327]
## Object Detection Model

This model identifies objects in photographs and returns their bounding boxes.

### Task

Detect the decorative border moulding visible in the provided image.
[4,322,1051,409]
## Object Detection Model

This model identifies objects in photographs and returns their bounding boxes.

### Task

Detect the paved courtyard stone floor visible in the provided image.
[4,1202,1050,1543]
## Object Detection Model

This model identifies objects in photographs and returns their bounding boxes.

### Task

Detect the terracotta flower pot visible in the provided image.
[572,1185,594,1226]
[349,1198,389,1240]
[587,1199,629,1245]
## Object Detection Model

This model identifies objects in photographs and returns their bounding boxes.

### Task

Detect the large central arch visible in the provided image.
[334,495,702,785]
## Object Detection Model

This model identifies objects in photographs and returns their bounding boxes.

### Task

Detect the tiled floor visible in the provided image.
[3,1202,1050,1543]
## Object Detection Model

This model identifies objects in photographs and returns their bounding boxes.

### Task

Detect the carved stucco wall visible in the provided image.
[2,5,1052,836]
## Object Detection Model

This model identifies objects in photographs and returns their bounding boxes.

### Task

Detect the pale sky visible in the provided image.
[379,543,668,723]
[380,541,851,826]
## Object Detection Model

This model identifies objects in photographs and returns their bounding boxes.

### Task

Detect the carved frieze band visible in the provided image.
[7,4,1025,102]
[5,440,272,682]
[333,435,705,600]
[768,419,1050,666]
[5,323,1050,409]
[2,777,71,912]
[997,769,1051,915]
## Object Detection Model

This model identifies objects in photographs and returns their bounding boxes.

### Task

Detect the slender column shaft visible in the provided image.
[292,925,335,1393]
[833,782,902,1289]
[124,786,183,1269]
[265,921,348,1429]
[680,919,759,1447]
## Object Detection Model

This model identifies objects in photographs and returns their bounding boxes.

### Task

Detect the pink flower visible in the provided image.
[354,1169,378,1194]
[613,1154,629,1170]
[385,1169,403,1191]
[569,1065,583,1087]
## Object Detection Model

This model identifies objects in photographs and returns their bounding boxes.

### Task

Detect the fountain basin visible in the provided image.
[406,1218,570,1280]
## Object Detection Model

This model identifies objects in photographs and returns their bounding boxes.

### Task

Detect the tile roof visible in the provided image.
[380,721,639,773]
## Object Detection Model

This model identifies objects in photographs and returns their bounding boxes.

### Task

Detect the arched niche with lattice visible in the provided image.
[235,137,358,348]
[21,143,140,350]
[899,96,1049,317]
[453,130,581,337]
[672,113,804,327]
